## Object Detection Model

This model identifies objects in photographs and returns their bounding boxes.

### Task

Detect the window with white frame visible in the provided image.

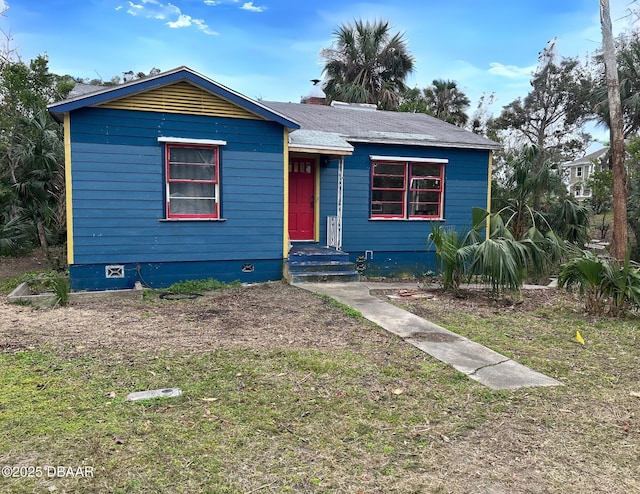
[370,157,445,219]
[158,137,226,219]
[576,166,583,178]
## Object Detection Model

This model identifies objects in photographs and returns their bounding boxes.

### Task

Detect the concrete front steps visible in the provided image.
[283,245,360,283]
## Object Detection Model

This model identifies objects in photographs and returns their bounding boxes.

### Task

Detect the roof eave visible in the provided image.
[47,66,300,130]
[346,137,501,151]
[289,144,353,156]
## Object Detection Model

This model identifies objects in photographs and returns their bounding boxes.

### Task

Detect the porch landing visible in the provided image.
[283,245,360,283]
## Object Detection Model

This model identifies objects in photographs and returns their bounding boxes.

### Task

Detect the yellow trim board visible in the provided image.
[64,114,74,265]
[314,155,321,242]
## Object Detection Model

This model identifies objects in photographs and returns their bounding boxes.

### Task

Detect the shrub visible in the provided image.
[558,251,640,316]
[429,207,565,296]
[49,276,70,307]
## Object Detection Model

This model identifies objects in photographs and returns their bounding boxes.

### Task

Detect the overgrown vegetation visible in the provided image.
[558,250,640,316]
[0,270,55,294]
[587,166,613,239]
[49,276,69,307]
[430,200,570,296]
[0,55,74,259]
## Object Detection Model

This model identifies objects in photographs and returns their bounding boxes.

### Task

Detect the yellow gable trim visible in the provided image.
[97,81,262,119]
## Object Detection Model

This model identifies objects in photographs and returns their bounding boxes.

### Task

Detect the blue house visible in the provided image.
[48,67,499,291]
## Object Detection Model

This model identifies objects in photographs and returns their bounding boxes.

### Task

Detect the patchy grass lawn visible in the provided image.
[0,263,638,493]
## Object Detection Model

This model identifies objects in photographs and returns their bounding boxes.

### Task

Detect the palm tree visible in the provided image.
[429,207,565,296]
[11,108,65,258]
[398,86,428,113]
[423,79,470,126]
[320,20,415,111]
[559,250,640,316]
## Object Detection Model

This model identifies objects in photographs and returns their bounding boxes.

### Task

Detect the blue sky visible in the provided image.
[0,0,635,144]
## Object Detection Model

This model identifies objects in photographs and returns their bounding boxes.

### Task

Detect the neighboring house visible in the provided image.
[48,67,499,291]
[562,147,609,200]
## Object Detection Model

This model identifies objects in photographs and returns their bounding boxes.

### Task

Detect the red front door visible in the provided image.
[288,158,315,241]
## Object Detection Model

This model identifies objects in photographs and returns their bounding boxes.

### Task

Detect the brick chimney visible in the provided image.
[301,79,326,105]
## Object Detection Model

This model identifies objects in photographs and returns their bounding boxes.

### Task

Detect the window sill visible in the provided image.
[159,218,227,222]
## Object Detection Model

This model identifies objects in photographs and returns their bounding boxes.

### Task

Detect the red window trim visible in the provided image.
[370,160,444,220]
[371,161,406,218]
[408,162,444,219]
[166,143,220,219]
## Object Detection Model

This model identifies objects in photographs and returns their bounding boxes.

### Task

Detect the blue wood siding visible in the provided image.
[319,143,490,276]
[70,108,285,273]
[70,259,282,291]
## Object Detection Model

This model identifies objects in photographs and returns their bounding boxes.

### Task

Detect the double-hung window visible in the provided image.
[159,137,225,219]
[371,156,446,220]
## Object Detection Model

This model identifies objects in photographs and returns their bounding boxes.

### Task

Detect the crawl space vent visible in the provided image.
[105,265,125,278]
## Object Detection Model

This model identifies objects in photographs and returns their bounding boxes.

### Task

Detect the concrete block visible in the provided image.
[125,388,182,401]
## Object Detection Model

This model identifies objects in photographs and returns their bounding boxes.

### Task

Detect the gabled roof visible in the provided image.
[264,101,500,151]
[48,66,300,130]
[563,147,609,167]
[49,66,499,151]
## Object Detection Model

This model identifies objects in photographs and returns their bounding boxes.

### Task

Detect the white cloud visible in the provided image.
[193,18,219,35]
[125,1,144,15]
[204,0,220,5]
[1,0,9,13]
[167,13,192,28]
[117,0,217,35]
[241,2,266,13]
[488,62,536,79]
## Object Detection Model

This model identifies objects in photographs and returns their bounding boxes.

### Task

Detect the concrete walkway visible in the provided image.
[296,281,562,390]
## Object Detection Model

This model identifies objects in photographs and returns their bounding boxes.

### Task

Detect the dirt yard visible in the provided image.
[0,255,570,356]
[0,280,380,355]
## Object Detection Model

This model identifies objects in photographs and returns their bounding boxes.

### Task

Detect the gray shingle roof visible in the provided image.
[263,101,500,151]
[563,147,609,167]
[59,70,500,152]
[288,129,354,154]
[67,83,104,99]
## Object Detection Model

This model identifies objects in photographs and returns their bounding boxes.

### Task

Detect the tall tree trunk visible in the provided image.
[37,220,50,261]
[600,0,628,260]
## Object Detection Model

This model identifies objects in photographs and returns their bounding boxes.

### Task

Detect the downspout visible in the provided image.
[486,150,493,239]
[337,157,344,251]
[283,128,290,258]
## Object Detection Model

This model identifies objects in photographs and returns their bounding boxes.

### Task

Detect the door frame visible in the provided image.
[285,153,320,248]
